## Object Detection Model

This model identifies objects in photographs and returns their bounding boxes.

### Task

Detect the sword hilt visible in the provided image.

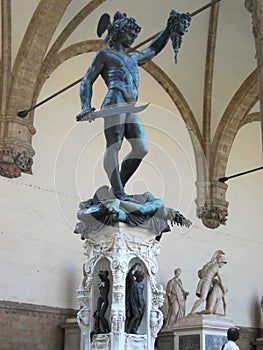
[76,107,96,122]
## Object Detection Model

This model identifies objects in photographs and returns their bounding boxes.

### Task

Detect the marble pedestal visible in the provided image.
[76,223,164,350]
[158,314,235,350]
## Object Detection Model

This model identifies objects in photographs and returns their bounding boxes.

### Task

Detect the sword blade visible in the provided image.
[76,103,150,122]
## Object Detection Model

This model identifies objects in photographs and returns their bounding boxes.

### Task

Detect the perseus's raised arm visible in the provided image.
[135,10,191,66]
[135,26,170,66]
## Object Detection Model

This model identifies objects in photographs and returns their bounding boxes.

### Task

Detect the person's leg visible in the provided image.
[120,113,148,187]
[127,310,140,333]
[190,284,209,314]
[99,302,110,332]
[104,114,126,199]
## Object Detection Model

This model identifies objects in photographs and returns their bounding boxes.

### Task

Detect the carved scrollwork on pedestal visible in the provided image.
[83,239,93,257]
[111,308,125,334]
[111,255,127,285]
[150,240,161,257]
[78,227,164,348]
[126,235,154,255]
[150,308,163,338]
[91,334,110,349]
[113,288,124,304]
[151,282,165,309]
[77,286,92,335]
[125,334,147,349]
[77,306,91,335]
[112,231,127,250]
[93,238,113,254]
[150,281,165,338]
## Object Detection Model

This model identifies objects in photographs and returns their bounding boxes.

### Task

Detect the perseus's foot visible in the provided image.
[110,188,132,201]
[116,193,133,201]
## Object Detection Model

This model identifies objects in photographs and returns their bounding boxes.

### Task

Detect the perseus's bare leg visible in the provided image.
[103,113,126,199]
[120,113,148,186]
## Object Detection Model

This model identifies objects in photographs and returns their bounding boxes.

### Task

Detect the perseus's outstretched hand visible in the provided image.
[167,10,191,63]
[76,107,96,122]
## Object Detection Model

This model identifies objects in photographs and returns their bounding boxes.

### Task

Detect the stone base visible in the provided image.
[255,337,263,350]
[0,300,77,349]
[158,314,234,350]
[61,318,80,350]
[81,332,147,350]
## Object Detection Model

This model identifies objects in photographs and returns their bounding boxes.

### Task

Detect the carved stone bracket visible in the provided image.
[195,180,229,229]
[0,116,36,178]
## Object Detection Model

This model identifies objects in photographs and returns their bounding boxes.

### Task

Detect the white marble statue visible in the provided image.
[204,277,228,315]
[190,250,227,315]
[164,268,189,328]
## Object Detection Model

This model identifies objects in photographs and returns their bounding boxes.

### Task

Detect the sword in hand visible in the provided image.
[76,103,150,122]
[76,107,96,122]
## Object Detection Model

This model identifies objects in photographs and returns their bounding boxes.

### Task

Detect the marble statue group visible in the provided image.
[162,250,228,329]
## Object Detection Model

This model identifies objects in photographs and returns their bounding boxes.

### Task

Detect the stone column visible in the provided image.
[76,223,164,350]
[245,0,263,155]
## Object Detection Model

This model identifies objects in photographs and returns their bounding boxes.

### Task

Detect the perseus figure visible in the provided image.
[76,10,191,200]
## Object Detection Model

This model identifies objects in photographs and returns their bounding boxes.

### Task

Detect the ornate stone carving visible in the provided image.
[91,334,110,349]
[190,250,228,315]
[0,147,34,178]
[197,205,228,229]
[125,334,147,349]
[196,180,228,229]
[77,225,165,349]
[111,308,125,334]
[0,117,35,178]
[150,309,163,338]
[77,307,92,335]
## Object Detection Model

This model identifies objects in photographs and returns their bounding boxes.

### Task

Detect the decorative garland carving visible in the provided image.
[76,226,164,349]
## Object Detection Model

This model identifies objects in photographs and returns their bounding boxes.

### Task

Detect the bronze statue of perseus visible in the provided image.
[76,10,191,200]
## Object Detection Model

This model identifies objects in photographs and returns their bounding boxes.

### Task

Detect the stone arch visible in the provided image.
[196,69,259,229]
[211,69,259,181]
[8,0,71,116]
[0,0,105,177]
[32,0,106,122]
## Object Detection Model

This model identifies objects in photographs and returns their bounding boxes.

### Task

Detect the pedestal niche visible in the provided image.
[76,223,164,350]
[159,314,235,350]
